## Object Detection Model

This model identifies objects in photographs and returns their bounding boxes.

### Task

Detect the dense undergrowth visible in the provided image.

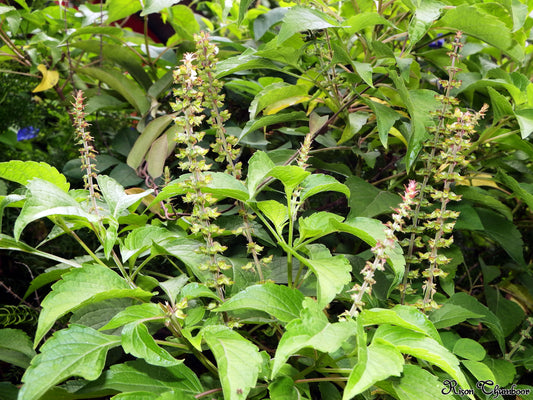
[1,1,533,399]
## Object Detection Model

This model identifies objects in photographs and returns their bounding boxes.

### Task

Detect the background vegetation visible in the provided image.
[1,0,533,399]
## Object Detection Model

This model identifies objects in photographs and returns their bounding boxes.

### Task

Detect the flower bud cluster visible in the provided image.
[71,90,100,214]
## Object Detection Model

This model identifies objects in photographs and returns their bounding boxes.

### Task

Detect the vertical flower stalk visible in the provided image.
[345,180,418,317]
[172,52,232,299]
[71,90,100,215]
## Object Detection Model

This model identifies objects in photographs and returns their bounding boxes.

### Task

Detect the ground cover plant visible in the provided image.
[1,0,533,399]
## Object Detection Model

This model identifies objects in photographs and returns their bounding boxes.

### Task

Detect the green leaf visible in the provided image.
[215,283,304,323]
[239,111,308,141]
[272,299,356,378]
[101,303,166,330]
[19,325,120,400]
[34,263,152,347]
[514,109,533,139]
[216,51,284,79]
[268,166,310,198]
[250,83,309,118]
[346,176,401,218]
[269,376,299,400]
[146,130,177,179]
[363,99,402,148]
[497,169,533,211]
[0,161,69,191]
[429,303,484,329]
[343,339,404,399]
[436,5,520,60]
[14,179,99,241]
[278,6,338,44]
[122,322,181,367]
[127,115,174,169]
[444,292,505,352]
[0,329,36,368]
[453,338,486,361]
[487,87,514,121]
[246,150,275,198]
[106,0,143,23]
[203,325,262,400]
[141,0,181,16]
[203,172,249,201]
[160,275,189,306]
[0,234,82,269]
[390,364,450,400]
[342,12,391,34]
[407,0,445,48]
[374,325,472,398]
[257,200,288,235]
[121,226,178,263]
[332,217,405,294]
[305,255,352,308]
[180,282,221,302]
[238,0,254,24]
[80,67,150,115]
[461,360,496,382]
[454,186,512,221]
[300,174,350,201]
[360,305,441,343]
[98,175,153,219]
[297,212,344,242]
[79,359,202,395]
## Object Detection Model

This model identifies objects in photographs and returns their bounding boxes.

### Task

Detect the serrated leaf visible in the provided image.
[407,0,445,48]
[14,179,99,241]
[0,161,69,191]
[121,226,178,263]
[374,325,472,398]
[79,359,202,395]
[215,283,304,323]
[97,175,153,219]
[343,339,404,399]
[300,174,350,201]
[305,255,352,308]
[360,305,441,343]
[19,325,120,400]
[0,329,36,368]
[390,364,450,400]
[203,325,262,400]
[429,303,484,329]
[257,200,288,235]
[346,176,401,218]
[32,64,59,93]
[160,275,189,306]
[101,303,166,331]
[272,299,356,378]
[268,166,310,199]
[278,6,338,44]
[34,263,152,346]
[122,322,181,367]
[332,217,404,294]
[246,151,275,198]
[487,87,514,121]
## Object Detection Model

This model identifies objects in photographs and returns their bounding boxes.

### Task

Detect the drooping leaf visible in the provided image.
[120,225,178,263]
[159,275,189,306]
[122,322,181,367]
[202,172,249,201]
[215,283,304,323]
[0,329,36,368]
[360,305,441,343]
[127,115,175,169]
[146,131,176,179]
[0,161,69,191]
[272,299,356,378]
[32,64,59,93]
[497,169,533,211]
[487,87,514,121]
[203,325,262,400]
[34,263,152,346]
[363,99,402,148]
[19,325,121,400]
[374,325,472,398]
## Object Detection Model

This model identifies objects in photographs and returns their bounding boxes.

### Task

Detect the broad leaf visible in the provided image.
[101,303,166,330]
[106,0,143,23]
[360,305,441,343]
[249,83,309,118]
[272,299,356,378]
[246,150,275,198]
[203,325,262,400]
[257,200,288,235]
[429,303,484,329]
[363,99,401,148]
[32,64,59,93]
[304,255,352,308]
[515,109,533,139]
[268,166,310,199]
[141,0,181,16]
[216,52,284,78]
[121,225,178,263]
[407,0,445,48]
[346,176,400,218]
[215,283,304,323]
[299,174,350,201]
[374,325,472,398]
[0,161,69,191]
[297,212,344,242]
[34,263,152,346]
[160,275,189,306]
[122,322,181,367]
[19,325,120,400]
[97,175,153,218]
[0,329,35,368]
[14,179,99,241]
[239,111,308,141]
[180,282,221,302]
[127,115,174,169]
[389,364,450,400]
[453,338,486,361]
[278,6,338,44]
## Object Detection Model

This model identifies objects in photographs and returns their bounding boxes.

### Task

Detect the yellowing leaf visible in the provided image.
[460,173,500,189]
[264,95,311,115]
[389,127,408,146]
[32,64,59,93]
